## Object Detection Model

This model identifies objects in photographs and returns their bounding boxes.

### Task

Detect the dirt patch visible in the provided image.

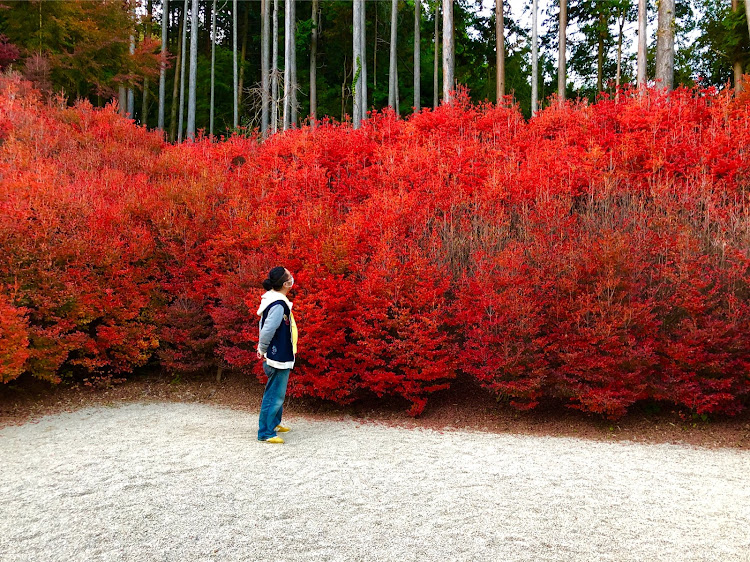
[2,371,749,449]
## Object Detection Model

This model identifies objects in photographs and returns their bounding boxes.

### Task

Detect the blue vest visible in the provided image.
[261,301,294,364]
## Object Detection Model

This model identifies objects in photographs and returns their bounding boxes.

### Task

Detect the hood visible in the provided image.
[257,291,293,316]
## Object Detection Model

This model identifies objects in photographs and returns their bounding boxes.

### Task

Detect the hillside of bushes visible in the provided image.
[1,74,748,418]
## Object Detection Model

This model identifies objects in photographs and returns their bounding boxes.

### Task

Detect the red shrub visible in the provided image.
[0,74,748,418]
[0,293,29,383]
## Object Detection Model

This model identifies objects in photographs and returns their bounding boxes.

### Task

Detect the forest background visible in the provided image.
[0,1,747,132]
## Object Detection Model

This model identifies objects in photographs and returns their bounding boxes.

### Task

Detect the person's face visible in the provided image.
[283,269,294,289]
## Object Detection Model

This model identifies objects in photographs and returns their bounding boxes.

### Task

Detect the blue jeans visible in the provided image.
[258,363,290,440]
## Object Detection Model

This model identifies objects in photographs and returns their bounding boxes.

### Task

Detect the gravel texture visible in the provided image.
[1,402,749,562]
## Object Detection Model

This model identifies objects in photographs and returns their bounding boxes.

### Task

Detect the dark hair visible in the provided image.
[263,266,289,291]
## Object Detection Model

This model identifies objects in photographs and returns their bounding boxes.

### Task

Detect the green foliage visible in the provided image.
[0,0,160,100]
[694,0,750,87]
[566,0,638,96]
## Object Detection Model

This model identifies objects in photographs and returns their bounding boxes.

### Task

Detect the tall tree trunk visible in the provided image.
[389,0,398,112]
[496,0,505,102]
[655,0,675,90]
[746,0,750,45]
[597,12,604,92]
[127,31,135,116]
[531,0,538,114]
[170,6,184,141]
[210,0,217,136]
[232,0,238,128]
[290,0,297,126]
[238,4,249,116]
[442,0,453,102]
[373,4,378,89]
[272,0,279,133]
[733,0,744,92]
[203,2,210,52]
[187,0,198,139]
[158,0,168,131]
[341,61,346,122]
[359,0,367,120]
[119,86,127,116]
[353,0,363,126]
[125,1,135,117]
[178,0,188,141]
[615,10,625,100]
[637,0,647,88]
[283,0,293,129]
[414,0,420,111]
[557,0,566,103]
[142,0,153,127]
[434,1,439,107]
[310,0,318,124]
[262,0,270,134]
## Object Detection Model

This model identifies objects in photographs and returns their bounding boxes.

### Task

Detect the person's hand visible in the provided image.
[256,350,264,360]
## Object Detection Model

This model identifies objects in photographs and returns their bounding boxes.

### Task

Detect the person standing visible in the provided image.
[256,266,298,443]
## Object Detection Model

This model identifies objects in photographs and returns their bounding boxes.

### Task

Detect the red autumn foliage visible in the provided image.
[0,292,29,382]
[0,74,748,417]
[0,35,19,71]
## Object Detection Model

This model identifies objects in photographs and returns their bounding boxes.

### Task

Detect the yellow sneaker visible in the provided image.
[274,425,291,433]
[260,436,284,444]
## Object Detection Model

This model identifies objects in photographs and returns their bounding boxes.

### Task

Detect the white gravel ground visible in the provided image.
[1,402,749,562]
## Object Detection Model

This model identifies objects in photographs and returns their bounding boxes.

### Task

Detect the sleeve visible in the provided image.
[258,304,284,354]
